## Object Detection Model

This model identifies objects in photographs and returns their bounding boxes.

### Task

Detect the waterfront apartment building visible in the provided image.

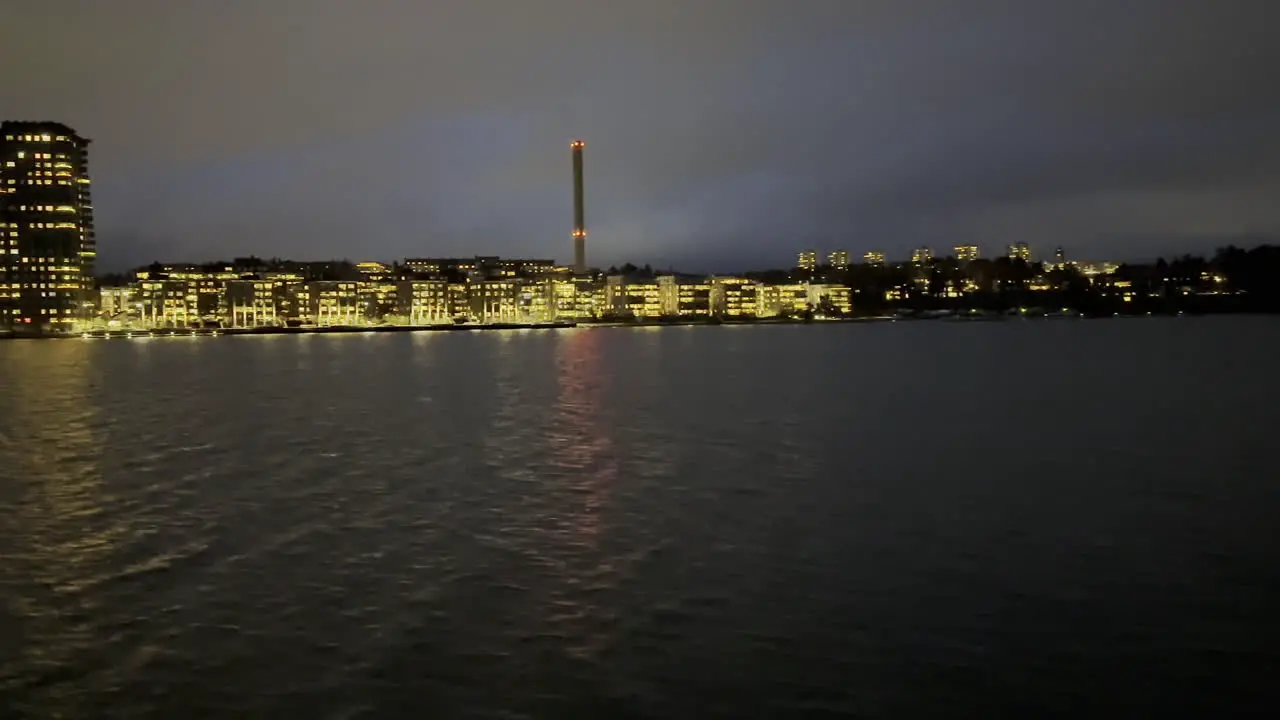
[954,245,979,262]
[99,286,134,318]
[809,284,853,315]
[658,275,712,316]
[467,280,523,322]
[224,280,282,327]
[136,279,206,328]
[0,122,95,334]
[757,284,810,317]
[308,281,361,325]
[797,250,818,272]
[542,276,600,321]
[87,261,916,330]
[605,276,662,319]
[709,277,759,318]
[396,280,451,324]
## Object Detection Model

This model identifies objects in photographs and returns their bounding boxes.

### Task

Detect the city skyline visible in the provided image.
[2,1,1277,272]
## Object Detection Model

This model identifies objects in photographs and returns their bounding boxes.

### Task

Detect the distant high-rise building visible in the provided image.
[797,250,817,272]
[1,122,95,334]
[954,244,979,262]
[863,251,885,266]
[571,140,586,274]
[1006,242,1031,262]
[827,249,850,270]
[1054,246,1066,264]
[911,247,934,265]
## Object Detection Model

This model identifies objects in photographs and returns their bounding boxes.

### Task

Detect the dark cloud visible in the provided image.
[2,0,1277,270]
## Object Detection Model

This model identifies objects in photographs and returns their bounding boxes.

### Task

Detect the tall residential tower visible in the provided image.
[1,122,95,334]
[571,140,586,274]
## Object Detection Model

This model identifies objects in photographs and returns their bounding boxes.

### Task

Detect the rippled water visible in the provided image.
[2,320,1279,717]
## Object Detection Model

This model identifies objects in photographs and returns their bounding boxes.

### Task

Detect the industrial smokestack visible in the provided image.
[571,140,586,273]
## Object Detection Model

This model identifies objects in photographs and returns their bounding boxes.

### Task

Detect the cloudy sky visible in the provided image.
[3,0,1277,271]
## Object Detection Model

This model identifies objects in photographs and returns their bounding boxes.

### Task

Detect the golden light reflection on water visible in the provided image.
[0,342,130,710]
[540,329,619,659]
[551,330,613,539]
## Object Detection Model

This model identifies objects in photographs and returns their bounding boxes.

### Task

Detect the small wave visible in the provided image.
[113,540,213,581]
[56,540,214,595]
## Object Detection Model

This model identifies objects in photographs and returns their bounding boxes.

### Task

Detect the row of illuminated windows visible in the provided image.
[13,205,77,213]
[16,257,80,265]
[13,273,82,283]
[14,289,80,297]
[5,179,73,186]
[5,134,71,142]
[21,223,81,230]
[9,151,60,161]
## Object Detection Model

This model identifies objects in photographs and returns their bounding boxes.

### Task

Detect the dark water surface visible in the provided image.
[2,319,1279,717]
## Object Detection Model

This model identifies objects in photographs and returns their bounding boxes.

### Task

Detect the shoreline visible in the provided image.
[2,311,1272,340]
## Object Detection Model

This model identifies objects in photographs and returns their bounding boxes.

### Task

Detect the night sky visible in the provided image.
[3,0,1276,272]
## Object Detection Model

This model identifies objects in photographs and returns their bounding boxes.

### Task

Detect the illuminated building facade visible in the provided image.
[396,280,451,324]
[358,277,397,322]
[542,276,603,320]
[954,245,979,262]
[827,250,850,270]
[1006,242,1031,261]
[863,251,886,266]
[542,278,580,320]
[404,256,556,280]
[911,247,934,265]
[354,261,393,281]
[136,280,201,328]
[308,281,360,325]
[657,275,712,316]
[496,258,556,278]
[224,280,281,327]
[709,277,758,317]
[1077,261,1119,278]
[0,122,95,334]
[757,284,811,317]
[99,286,134,318]
[605,276,661,319]
[404,258,478,277]
[467,280,522,322]
[808,284,853,315]
[797,250,818,272]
